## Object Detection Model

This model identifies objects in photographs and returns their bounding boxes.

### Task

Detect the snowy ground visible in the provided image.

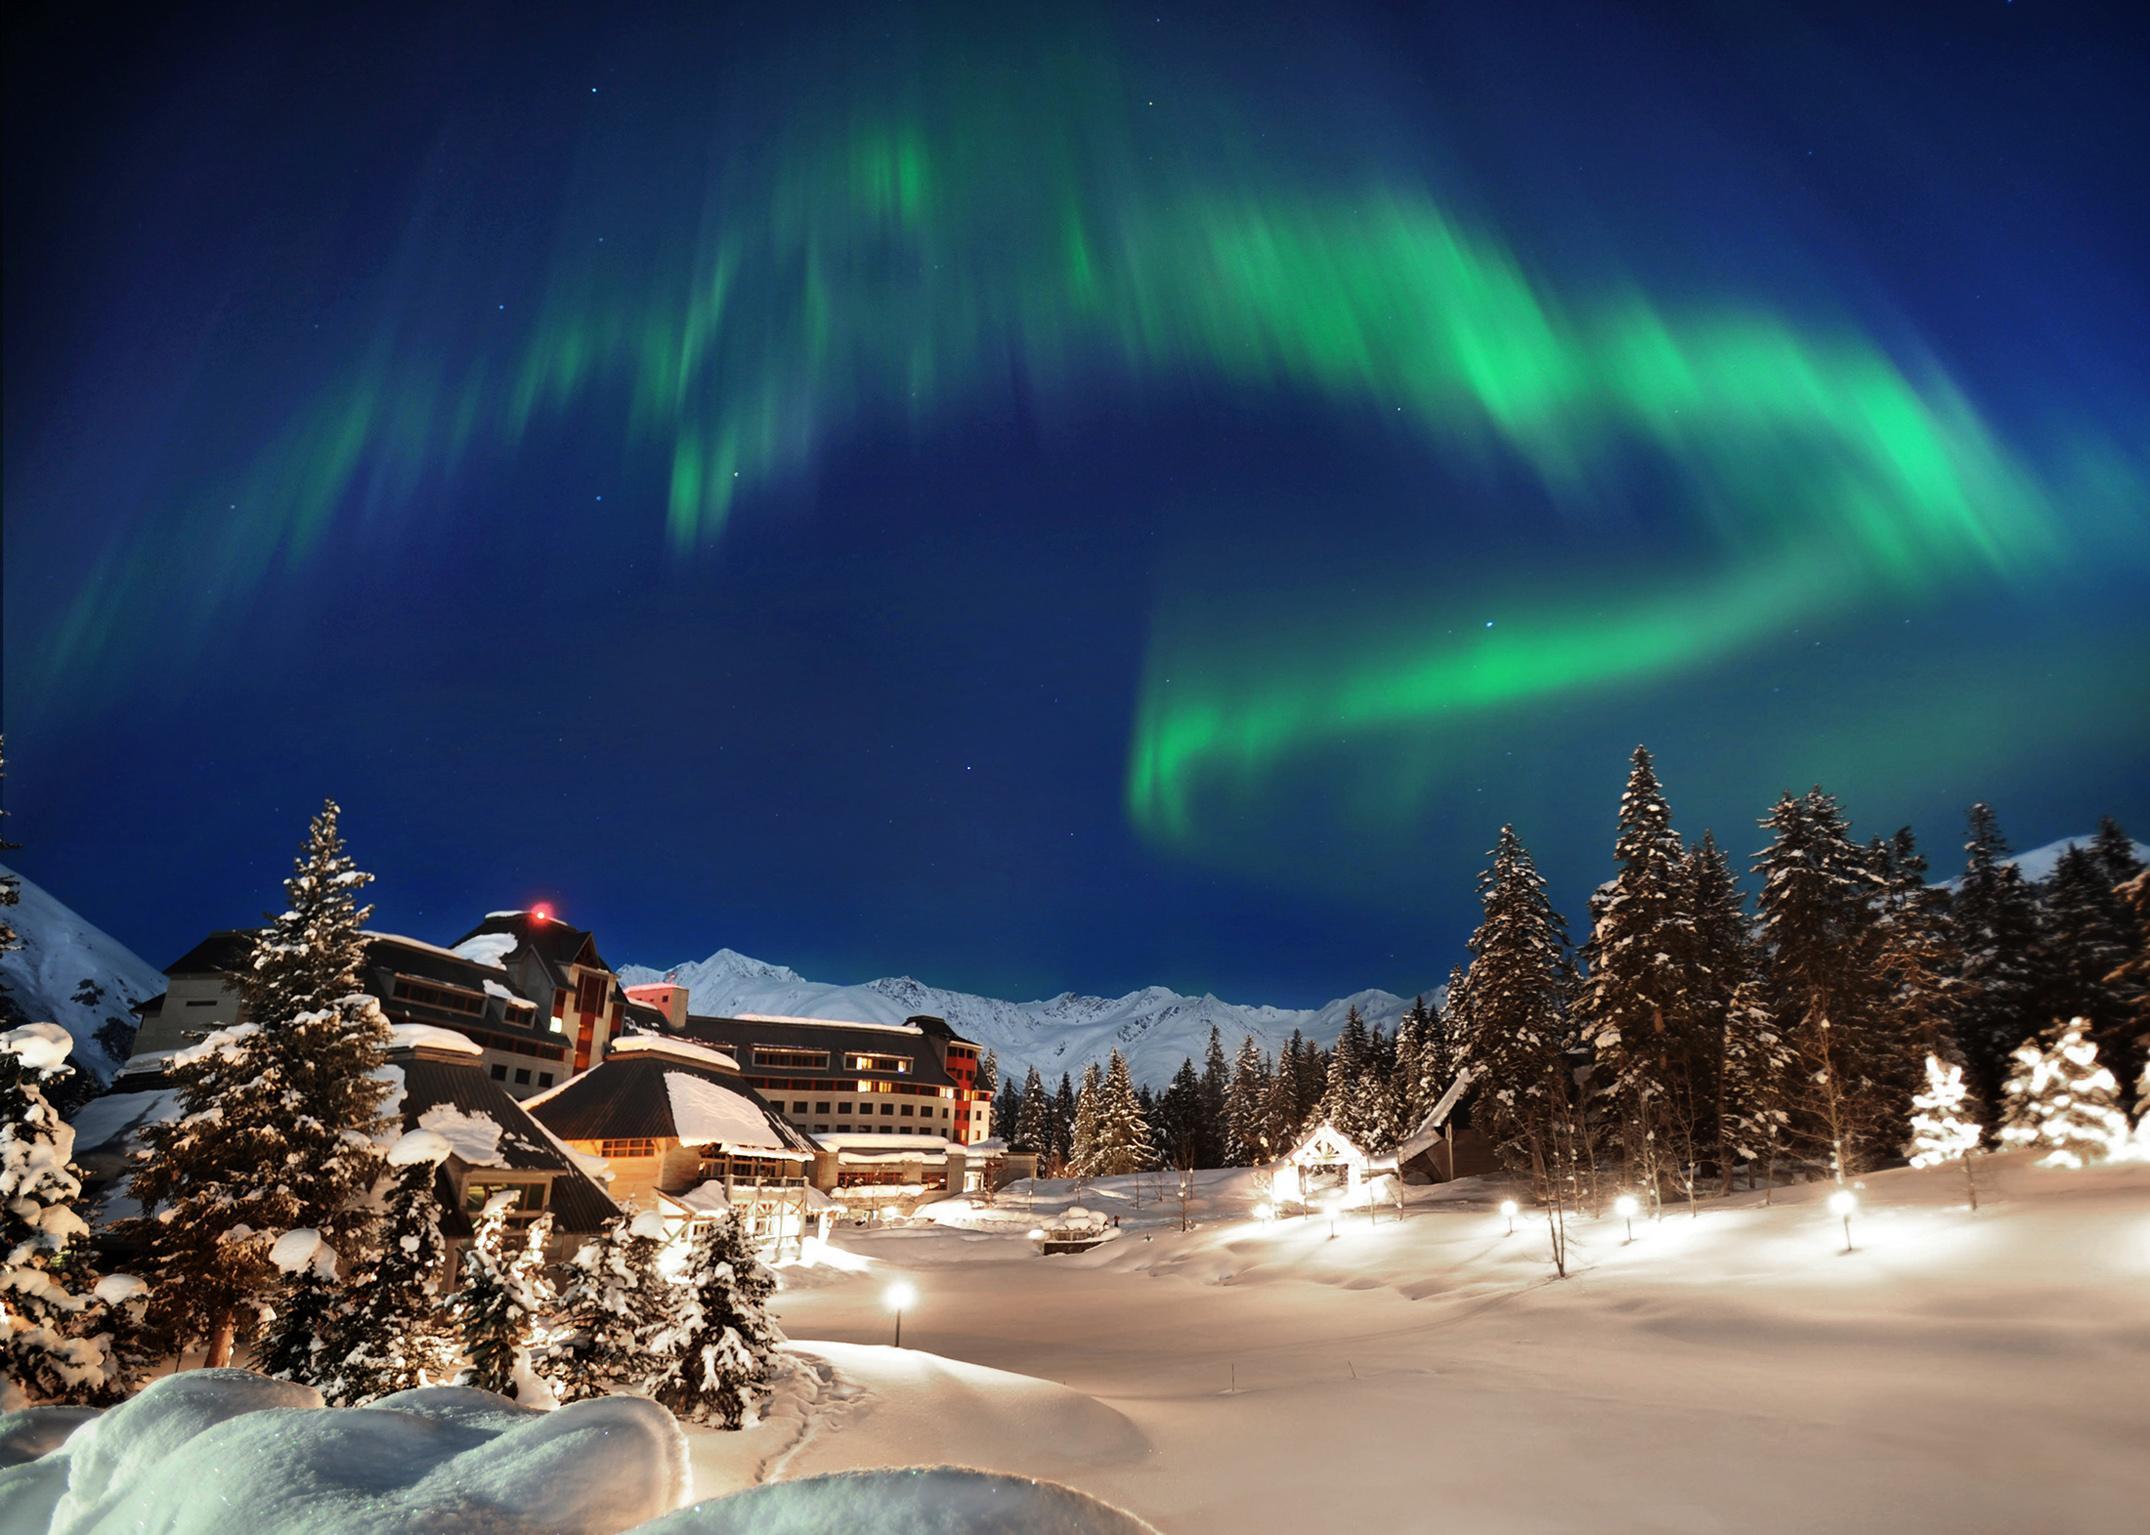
[698,1157,2150,1533]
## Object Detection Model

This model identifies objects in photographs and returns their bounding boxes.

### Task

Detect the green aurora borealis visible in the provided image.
[10,4,2148,974]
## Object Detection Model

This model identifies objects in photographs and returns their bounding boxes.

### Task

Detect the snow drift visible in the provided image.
[642,1467,1159,1534]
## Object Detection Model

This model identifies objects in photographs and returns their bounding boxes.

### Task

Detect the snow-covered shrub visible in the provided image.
[548,1210,678,1402]
[650,1212,780,1429]
[1,1022,138,1407]
[1907,1054,1982,1207]
[2000,1020,2130,1168]
[448,1194,559,1406]
[320,1132,457,1405]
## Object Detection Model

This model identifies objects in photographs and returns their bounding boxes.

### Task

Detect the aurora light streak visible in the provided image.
[8,3,2146,991]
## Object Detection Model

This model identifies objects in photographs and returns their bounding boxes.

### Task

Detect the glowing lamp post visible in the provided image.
[1499,1199,1518,1237]
[1828,1188,1858,1253]
[885,1280,916,1347]
[1325,1194,1341,1240]
[1614,1193,1640,1244]
[1252,1203,1273,1223]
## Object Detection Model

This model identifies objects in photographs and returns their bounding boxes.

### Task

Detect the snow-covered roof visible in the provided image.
[733,1012,924,1036]
[386,1023,483,1058]
[451,932,518,970]
[417,1103,513,1168]
[819,1132,959,1162]
[1397,1068,1477,1164]
[665,1072,812,1159]
[606,1032,741,1073]
[659,1180,732,1216]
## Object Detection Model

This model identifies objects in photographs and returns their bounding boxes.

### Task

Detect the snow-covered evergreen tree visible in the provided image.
[1719,979,1796,1198]
[1454,826,1576,1191]
[1318,1006,1371,1143]
[1012,1067,1052,1155]
[1069,1062,1103,1175]
[549,1209,677,1402]
[1907,1054,1983,1208]
[2039,841,2136,1071]
[1051,1073,1077,1171]
[2000,1020,2129,1169]
[1225,1036,1272,1164]
[1155,1058,1203,1169]
[125,800,395,1367]
[1754,787,1888,1180]
[321,1130,458,1405]
[257,1230,343,1387]
[1088,1050,1154,1177]
[1197,1028,1231,1168]
[1953,803,2047,1113]
[1579,747,1700,1209]
[651,1211,781,1430]
[976,1049,998,1102]
[1,1022,132,1406]
[449,1196,559,1404]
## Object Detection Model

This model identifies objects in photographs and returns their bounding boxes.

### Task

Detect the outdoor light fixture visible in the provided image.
[1828,1188,1858,1252]
[1325,1194,1341,1240]
[1499,1198,1518,1236]
[1614,1193,1640,1242]
[1252,1203,1272,1222]
[885,1280,916,1347]
[1027,1227,1045,1242]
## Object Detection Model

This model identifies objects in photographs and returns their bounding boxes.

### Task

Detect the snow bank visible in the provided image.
[644,1467,1158,1534]
[0,1370,687,1535]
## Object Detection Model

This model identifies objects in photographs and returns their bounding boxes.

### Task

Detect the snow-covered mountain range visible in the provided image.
[0,863,165,1085]
[618,949,1441,1090]
[1937,833,2149,891]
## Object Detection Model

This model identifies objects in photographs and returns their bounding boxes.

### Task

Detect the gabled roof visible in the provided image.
[1280,1119,1373,1167]
[451,911,612,988]
[526,1052,818,1159]
[165,930,254,975]
[391,1050,619,1238]
[682,1014,961,1088]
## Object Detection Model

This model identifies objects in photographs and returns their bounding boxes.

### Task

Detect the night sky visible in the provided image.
[6,2,2147,1005]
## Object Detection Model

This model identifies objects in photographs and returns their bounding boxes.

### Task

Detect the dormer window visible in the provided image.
[846,1052,910,1075]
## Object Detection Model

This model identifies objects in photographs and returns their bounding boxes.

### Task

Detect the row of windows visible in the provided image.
[847,1051,911,1074]
[467,1027,566,1061]
[752,1045,830,1070]
[785,1099,951,1119]
[599,1137,657,1158]
[389,975,487,1019]
[811,1124,943,1136]
[488,1063,557,1089]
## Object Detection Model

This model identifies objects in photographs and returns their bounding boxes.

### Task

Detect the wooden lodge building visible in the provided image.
[525,1033,833,1253]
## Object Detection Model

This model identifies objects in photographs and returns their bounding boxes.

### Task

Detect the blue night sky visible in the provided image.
[5,1,2146,1003]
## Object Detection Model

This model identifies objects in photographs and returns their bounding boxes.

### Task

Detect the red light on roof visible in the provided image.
[530,902,554,924]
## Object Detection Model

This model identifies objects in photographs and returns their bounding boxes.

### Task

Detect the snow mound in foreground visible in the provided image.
[643,1467,1159,1535]
[0,1369,687,1535]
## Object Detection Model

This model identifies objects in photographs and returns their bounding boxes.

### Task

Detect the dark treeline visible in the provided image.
[994,748,2150,1207]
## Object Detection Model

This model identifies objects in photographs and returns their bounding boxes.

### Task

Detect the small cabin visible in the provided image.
[1271,1120,1398,1211]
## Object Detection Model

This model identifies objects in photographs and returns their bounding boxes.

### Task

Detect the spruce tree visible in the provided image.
[1,1023,127,1406]
[2092,815,2145,887]
[323,1140,457,1404]
[1069,1063,1103,1176]
[1683,832,1755,1193]
[1197,1027,1231,1168]
[1260,1040,1302,1156]
[2039,842,2136,1069]
[1872,828,1969,1138]
[1453,826,1576,1194]
[1953,803,2046,1111]
[125,799,395,1366]
[2000,1020,2129,1168]
[651,1211,781,1430]
[1156,1058,1204,1170]
[1225,1036,1272,1164]
[1579,747,1699,1209]
[1318,1006,1370,1141]
[549,1210,677,1402]
[1088,1050,1154,1176]
[1754,788,1889,1180]
[976,1049,998,1101]
[1907,1054,1982,1209]
[1012,1066,1052,1155]
[1719,979,1796,1199]
[450,1198,559,1402]
[1051,1073,1077,1171]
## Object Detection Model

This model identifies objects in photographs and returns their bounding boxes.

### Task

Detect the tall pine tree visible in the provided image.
[1952,803,2046,1111]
